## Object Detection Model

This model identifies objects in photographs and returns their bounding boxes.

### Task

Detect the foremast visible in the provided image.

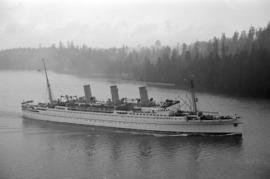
[42,58,53,104]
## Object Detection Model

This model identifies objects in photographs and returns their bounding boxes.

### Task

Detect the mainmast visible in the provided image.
[42,58,53,103]
[190,78,198,113]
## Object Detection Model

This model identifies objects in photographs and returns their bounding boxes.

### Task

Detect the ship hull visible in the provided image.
[22,109,242,135]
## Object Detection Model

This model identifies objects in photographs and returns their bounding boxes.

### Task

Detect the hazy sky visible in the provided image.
[0,0,269,49]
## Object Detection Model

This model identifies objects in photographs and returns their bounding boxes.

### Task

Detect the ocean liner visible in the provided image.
[21,59,242,135]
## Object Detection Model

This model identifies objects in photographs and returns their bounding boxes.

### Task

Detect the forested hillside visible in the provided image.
[1,23,270,97]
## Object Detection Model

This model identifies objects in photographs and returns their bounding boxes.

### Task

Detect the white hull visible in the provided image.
[22,108,242,135]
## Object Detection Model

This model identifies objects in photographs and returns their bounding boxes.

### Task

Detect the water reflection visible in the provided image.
[22,119,243,178]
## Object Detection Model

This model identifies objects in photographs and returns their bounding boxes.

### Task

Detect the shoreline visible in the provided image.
[1,69,270,100]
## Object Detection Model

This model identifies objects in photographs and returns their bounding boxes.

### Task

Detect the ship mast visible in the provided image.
[190,78,198,113]
[42,58,53,104]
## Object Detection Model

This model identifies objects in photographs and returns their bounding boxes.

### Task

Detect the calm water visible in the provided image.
[0,71,270,179]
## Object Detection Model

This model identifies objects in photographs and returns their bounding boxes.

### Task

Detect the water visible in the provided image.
[0,70,270,179]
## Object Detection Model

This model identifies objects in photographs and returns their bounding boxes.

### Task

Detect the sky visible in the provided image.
[0,0,269,49]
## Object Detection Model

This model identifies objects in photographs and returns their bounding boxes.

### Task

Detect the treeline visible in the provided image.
[106,23,270,97]
[0,23,270,97]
